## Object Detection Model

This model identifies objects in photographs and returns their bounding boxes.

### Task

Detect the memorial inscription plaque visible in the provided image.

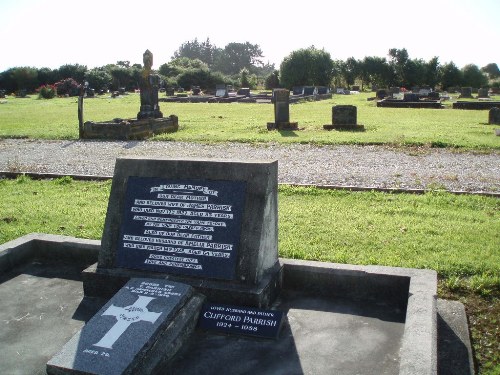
[198,302,284,339]
[116,177,246,280]
[47,278,193,375]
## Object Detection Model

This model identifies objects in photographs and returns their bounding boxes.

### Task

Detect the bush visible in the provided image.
[37,84,56,99]
[54,78,79,96]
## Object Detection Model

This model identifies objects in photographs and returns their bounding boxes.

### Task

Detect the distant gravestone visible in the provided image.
[292,86,304,95]
[303,86,316,96]
[316,86,329,95]
[165,87,175,96]
[191,86,201,95]
[351,85,360,91]
[267,89,298,130]
[489,107,500,125]
[459,87,473,98]
[477,88,489,98]
[323,105,364,131]
[236,88,251,97]
[376,89,387,99]
[47,278,204,375]
[389,87,400,95]
[84,157,281,307]
[215,85,228,98]
[404,93,420,102]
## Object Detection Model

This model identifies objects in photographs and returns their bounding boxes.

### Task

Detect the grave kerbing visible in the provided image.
[83,157,281,307]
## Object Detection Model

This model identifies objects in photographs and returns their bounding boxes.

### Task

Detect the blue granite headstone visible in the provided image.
[116,177,246,280]
[47,278,193,375]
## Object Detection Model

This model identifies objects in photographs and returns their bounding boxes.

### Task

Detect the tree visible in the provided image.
[85,68,112,91]
[212,42,264,75]
[462,64,488,88]
[279,46,334,89]
[339,57,360,88]
[11,67,39,93]
[439,62,462,90]
[424,57,440,89]
[481,63,500,79]
[360,56,391,88]
[57,64,87,83]
[388,48,410,86]
[265,70,280,90]
[172,38,217,67]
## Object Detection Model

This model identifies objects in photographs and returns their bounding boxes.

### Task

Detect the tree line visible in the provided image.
[0,39,498,95]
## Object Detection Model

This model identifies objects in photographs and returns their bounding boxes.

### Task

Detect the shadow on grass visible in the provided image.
[279,130,299,137]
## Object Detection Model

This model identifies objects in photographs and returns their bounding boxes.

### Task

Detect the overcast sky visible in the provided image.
[1,0,498,71]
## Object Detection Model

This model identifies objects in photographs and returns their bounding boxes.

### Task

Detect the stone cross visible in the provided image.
[93,296,161,349]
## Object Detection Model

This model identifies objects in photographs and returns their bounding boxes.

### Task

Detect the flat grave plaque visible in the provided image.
[117,177,246,280]
[198,302,284,339]
[47,278,192,375]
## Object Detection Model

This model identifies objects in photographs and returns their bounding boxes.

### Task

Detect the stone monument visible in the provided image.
[323,105,365,131]
[83,157,281,307]
[137,50,163,120]
[267,89,298,130]
[459,87,473,98]
[489,107,500,125]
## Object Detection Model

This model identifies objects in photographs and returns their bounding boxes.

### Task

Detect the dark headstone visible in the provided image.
[459,87,473,98]
[477,88,489,98]
[165,87,175,96]
[489,107,500,125]
[215,85,228,98]
[273,89,290,123]
[376,89,387,99]
[333,105,357,125]
[404,93,420,102]
[292,86,304,95]
[316,86,329,95]
[198,302,284,339]
[191,86,201,95]
[118,87,126,95]
[323,105,364,131]
[47,278,203,375]
[85,157,281,306]
[137,50,163,120]
[428,92,440,100]
[303,86,316,96]
[351,85,360,91]
[86,88,95,98]
[389,87,400,94]
[236,88,251,97]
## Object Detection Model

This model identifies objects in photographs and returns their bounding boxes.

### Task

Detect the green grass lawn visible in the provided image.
[0,177,498,373]
[1,92,499,149]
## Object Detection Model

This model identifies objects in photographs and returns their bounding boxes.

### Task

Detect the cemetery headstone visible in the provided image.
[376,89,387,99]
[292,86,304,95]
[236,88,251,97]
[165,87,175,96]
[404,93,420,102]
[489,107,500,125]
[317,86,329,95]
[191,86,201,95]
[84,157,281,307]
[137,50,163,119]
[477,88,489,98]
[323,105,364,131]
[266,89,298,130]
[459,87,473,98]
[303,86,316,96]
[215,85,228,98]
[351,85,360,91]
[47,278,204,375]
[389,87,400,95]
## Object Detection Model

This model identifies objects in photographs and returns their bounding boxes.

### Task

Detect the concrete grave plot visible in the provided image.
[0,157,474,374]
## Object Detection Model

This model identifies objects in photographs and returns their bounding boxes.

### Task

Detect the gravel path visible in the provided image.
[0,139,499,194]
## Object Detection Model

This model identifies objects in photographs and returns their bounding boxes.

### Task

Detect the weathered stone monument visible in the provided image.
[477,88,489,99]
[459,87,473,98]
[80,50,178,140]
[489,107,500,125]
[267,89,298,130]
[137,50,163,119]
[323,105,365,131]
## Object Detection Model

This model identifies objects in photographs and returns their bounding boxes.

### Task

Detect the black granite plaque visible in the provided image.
[198,303,284,339]
[47,278,192,375]
[116,177,246,280]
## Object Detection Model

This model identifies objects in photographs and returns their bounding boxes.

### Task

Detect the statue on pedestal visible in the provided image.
[137,50,163,119]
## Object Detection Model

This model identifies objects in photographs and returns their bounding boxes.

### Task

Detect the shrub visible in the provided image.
[54,78,80,96]
[37,84,56,99]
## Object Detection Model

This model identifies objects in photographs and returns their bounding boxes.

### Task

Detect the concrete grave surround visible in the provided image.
[0,235,473,373]
[85,157,281,307]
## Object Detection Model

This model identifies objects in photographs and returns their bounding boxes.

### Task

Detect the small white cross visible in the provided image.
[93,296,161,349]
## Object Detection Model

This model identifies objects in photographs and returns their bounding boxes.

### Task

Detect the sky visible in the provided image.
[0,0,498,72]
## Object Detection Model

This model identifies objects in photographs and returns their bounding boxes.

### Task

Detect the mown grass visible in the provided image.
[0,177,498,373]
[0,92,499,149]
